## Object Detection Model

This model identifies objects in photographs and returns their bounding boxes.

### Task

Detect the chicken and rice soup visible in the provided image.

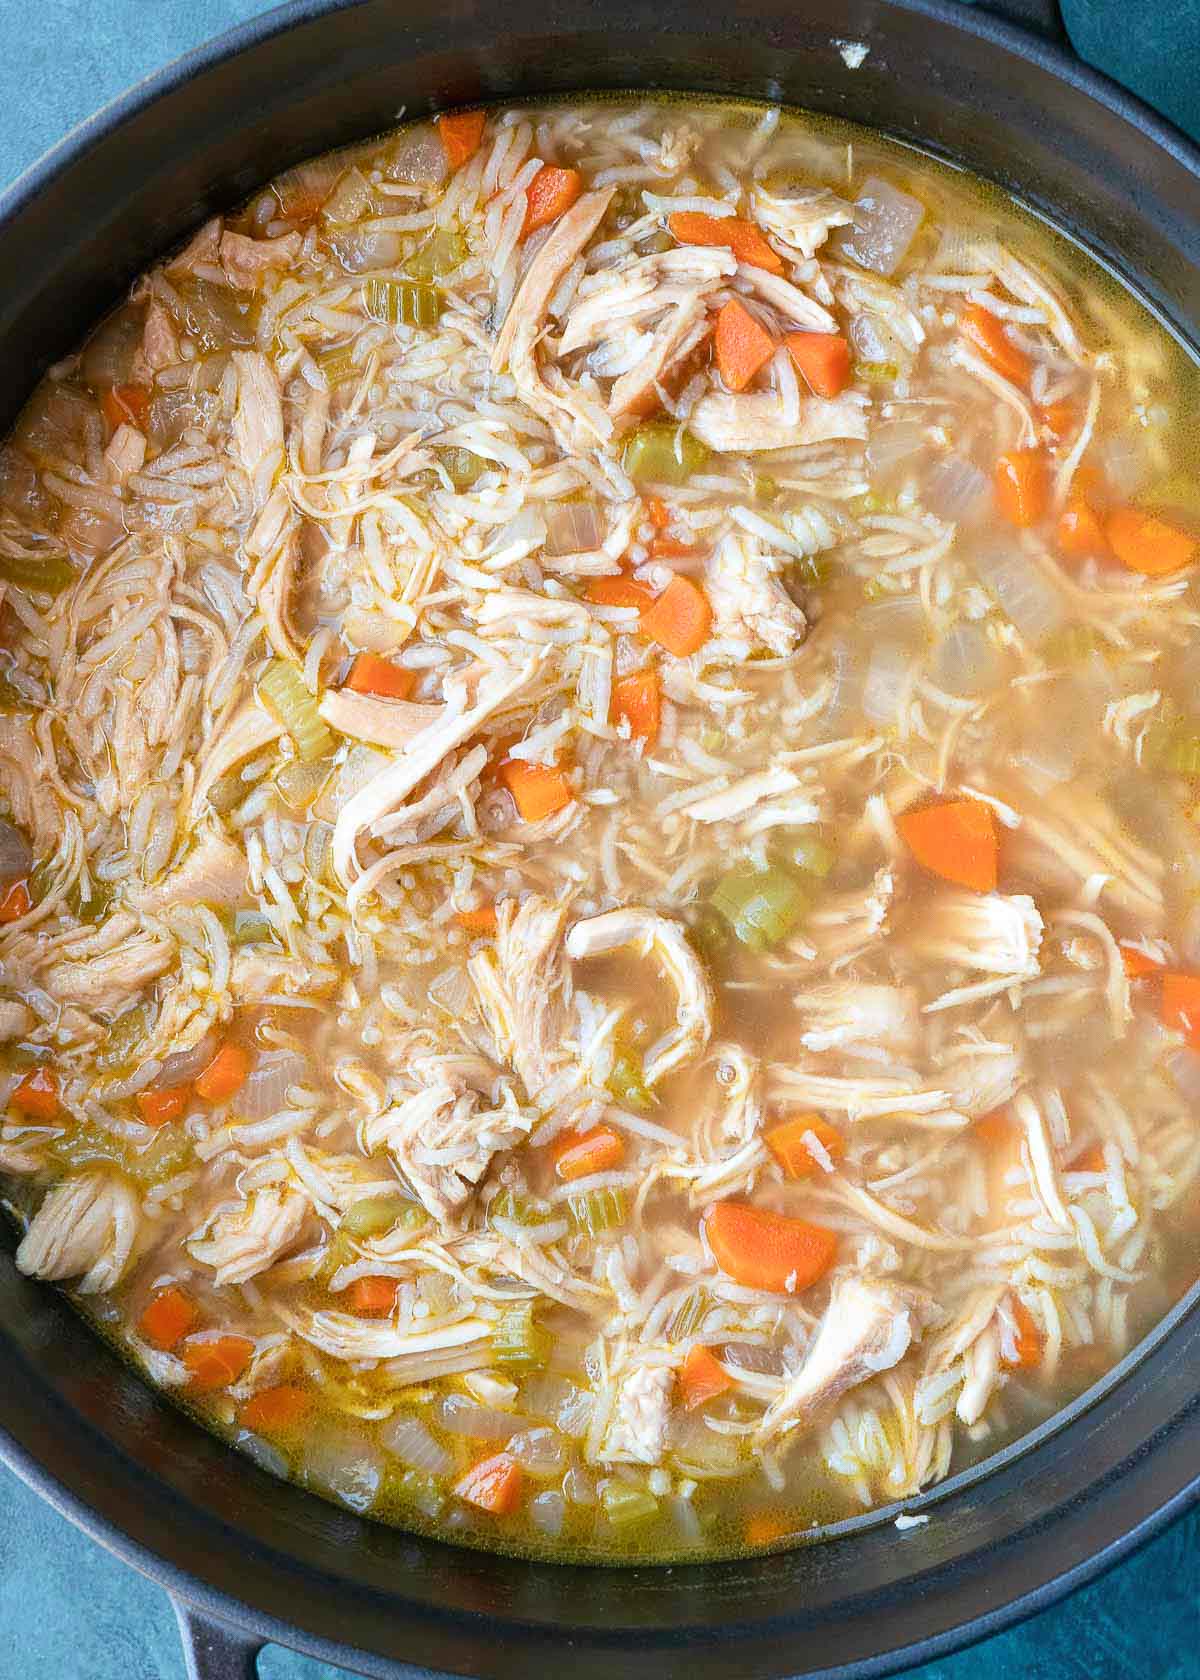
[3,96,1200,1560]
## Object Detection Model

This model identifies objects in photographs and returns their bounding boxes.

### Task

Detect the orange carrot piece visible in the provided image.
[11,1067,59,1120]
[499,759,574,822]
[648,534,699,559]
[974,1107,1016,1148]
[345,652,416,700]
[455,904,499,934]
[455,1451,524,1515]
[979,1113,1025,1229]
[101,384,151,432]
[898,798,999,893]
[1105,506,1198,576]
[640,574,712,658]
[1056,493,1107,560]
[645,497,671,530]
[553,1124,626,1182]
[714,299,777,393]
[523,166,582,237]
[667,212,782,275]
[1004,1298,1043,1370]
[994,448,1049,527]
[1039,399,1076,439]
[436,109,486,170]
[240,1384,313,1435]
[139,1287,200,1352]
[705,1201,837,1295]
[1120,942,1163,979]
[679,1344,733,1411]
[744,1510,792,1548]
[1073,1143,1108,1175]
[610,669,661,742]
[960,304,1030,387]
[586,574,657,610]
[194,1042,251,1104]
[0,878,31,923]
[784,332,852,398]
[1163,972,1200,1049]
[136,1085,190,1128]
[346,1275,399,1317]
[764,1114,846,1179]
[183,1335,255,1392]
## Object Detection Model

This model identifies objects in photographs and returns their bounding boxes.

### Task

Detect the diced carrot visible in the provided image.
[1073,1143,1107,1174]
[973,1107,1016,1148]
[1162,972,1200,1049]
[194,1042,251,1105]
[1120,941,1163,979]
[678,1344,733,1411]
[640,574,712,658]
[764,1114,846,1179]
[455,1451,524,1515]
[139,1287,200,1352]
[586,574,657,610]
[646,497,671,530]
[553,1124,626,1182]
[784,332,852,399]
[183,1335,255,1392]
[898,798,999,894]
[136,1085,190,1128]
[499,759,574,822]
[11,1067,59,1120]
[346,1275,399,1317]
[648,535,699,559]
[345,652,416,699]
[744,1510,792,1548]
[979,1114,1025,1229]
[960,304,1030,387]
[101,384,151,432]
[523,166,582,237]
[667,212,783,275]
[1056,493,1107,560]
[994,448,1049,527]
[1003,1298,1043,1370]
[436,109,486,170]
[240,1384,313,1436]
[1039,399,1076,440]
[1105,506,1198,576]
[455,904,498,934]
[714,299,777,394]
[705,1201,837,1295]
[0,878,31,923]
[610,669,661,742]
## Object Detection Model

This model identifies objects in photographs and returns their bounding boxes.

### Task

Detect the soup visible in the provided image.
[2,95,1200,1563]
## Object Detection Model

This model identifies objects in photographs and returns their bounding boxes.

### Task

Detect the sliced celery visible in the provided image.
[340,1195,421,1239]
[488,1187,547,1228]
[317,345,359,386]
[438,447,486,490]
[67,873,114,923]
[668,1287,712,1342]
[789,832,836,879]
[97,1002,153,1070]
[274,755,333,813]
[0,549,77,596]
[601,1481,658,1528]
[364,277,441,327]
[406,229,468,281]
[568,1186,627,1235]
[607,1049,652,1113]
[621,422,709,486]
[226,909,274,948]
[710,865,809,951]
[492,1301,550,1372]
[790,552,833,588]
[258,661,336,763]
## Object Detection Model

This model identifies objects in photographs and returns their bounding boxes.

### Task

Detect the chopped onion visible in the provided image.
[436,1394,520,1440]
[331,228,404,273]
[850,312,900,367]
[303,1427,384,1513]
[322,167,373,226]
[1098,430,1149,500]
[666,1494,704,1547]
[834,176,925,276]
[723,1341,785,1376]
[380,1412,453,1475]
[385,126,448,187]
[671,1414,742,1472]
[80,308,144,391]
[562,1465,596,1506]
[238,1051,307,1120]
[158,1032,219,1087]
[861,642,912,725]
[866,419,925,476]
[932,622,1003,696]
[491,508,545,556]
[506,1426,569,1477]
[1169,1047,1200,1104]
[971,541,1064,645]
[0,819,32,886]
[545,500,603,556]
[236,1430,289,1481]
[925,455,990,525]
[1177,903,1200,969]
[530,1490,567,1539]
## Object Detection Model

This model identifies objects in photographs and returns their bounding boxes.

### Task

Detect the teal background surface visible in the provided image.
[2,1,1200,1675]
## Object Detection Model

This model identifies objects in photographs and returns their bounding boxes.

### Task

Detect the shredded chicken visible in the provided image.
[689,390,868,453]
[16,1170,141,1293]
[187,1187,308,1286]
[471,894,573,1098]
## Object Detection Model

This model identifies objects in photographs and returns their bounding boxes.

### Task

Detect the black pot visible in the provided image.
[3,3,1200,1676]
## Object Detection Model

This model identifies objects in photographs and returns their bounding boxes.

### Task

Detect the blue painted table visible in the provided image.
[3,3,1200,1676]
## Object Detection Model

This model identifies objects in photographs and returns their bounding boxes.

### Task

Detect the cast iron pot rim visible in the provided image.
[3,1,1200,1675]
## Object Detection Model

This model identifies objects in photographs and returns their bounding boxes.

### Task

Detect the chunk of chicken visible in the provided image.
[794,982,920,1057]
[244,486,302,661]
[913,890,1043,1012]
[918,1284,1006,1427]
[40,914,174,1012]
[17,1170,141,1293]
[230,351,284,507]
[734,263,838,334]
[758,1275,937,1441]
[187,1186,308,1286]
[601,1359,675,1465]
[688,390,868,454]
[131,299,179,382]
[470,894,572,1098]
[608,300,713,419]
[1006,779,1165,935]
[132,830,248,913]
[284,1306,492,1373]
[0,999,33,1040]
[805,866,895,968]
[751,185,854,260]
[565,907,713,1086]
[934,1034,1024,1118]
[230,948,340,1003]
[0,714,59,854]
[220,230,302,289]
[675,765,811,826]
[705,531,808,658]
[191,700,284,817]
[318,688,443,749]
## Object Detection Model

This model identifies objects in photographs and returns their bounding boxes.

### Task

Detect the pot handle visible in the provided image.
[173,1596,264,1680]
[970,0,1067,44]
